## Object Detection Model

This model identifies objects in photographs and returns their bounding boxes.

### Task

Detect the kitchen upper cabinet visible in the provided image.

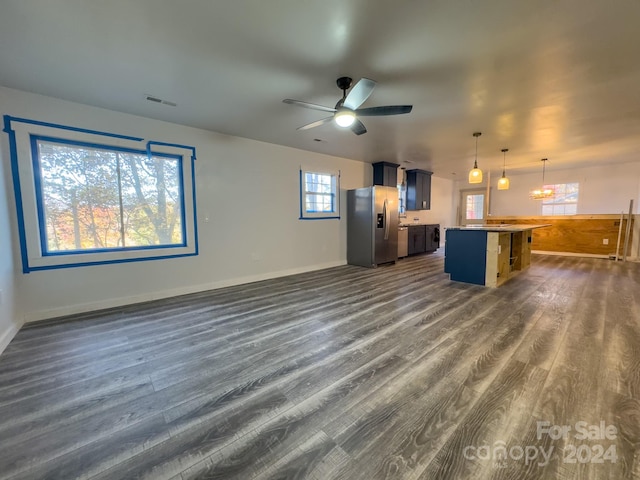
[406,169,432,210]
[372,162,399,187]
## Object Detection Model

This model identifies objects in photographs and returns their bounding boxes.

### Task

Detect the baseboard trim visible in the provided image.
[23,260,347,323]
[532,250,630,260]
[0,323,21,355]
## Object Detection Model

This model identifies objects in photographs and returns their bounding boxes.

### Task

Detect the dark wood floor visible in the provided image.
[1,253,639,480]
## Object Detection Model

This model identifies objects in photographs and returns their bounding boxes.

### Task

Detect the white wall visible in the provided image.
[0,87,370,322]
[488,162,640,216]
[0,133,22,352]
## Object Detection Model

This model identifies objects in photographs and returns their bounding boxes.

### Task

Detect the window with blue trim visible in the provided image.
[300,169,340,219]
[3,115,198,273]
[34,138,185,253]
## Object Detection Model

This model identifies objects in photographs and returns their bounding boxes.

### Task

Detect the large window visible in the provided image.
[4,116,198,272]
[299,170,340,219]
[542,183,579,215]
[35,139,184,254]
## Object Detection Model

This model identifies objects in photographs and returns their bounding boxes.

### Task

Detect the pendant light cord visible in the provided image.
[473,132,481,168]
[501,148,508,176]
[474,136,478,168]
[541,158,547,184]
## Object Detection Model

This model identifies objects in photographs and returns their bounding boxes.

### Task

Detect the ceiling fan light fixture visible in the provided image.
[334,109,356,127]
[468,132,483,184]
[284,77,412,135]
[497,148,510,190]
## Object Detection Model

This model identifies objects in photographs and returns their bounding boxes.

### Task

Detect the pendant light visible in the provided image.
[497,148,510,190]
[530,158,554,199]
[468,132,483,184]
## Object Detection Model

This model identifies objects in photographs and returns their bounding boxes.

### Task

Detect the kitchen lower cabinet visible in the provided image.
[407,224,440,255]
[408,226,426,255]
[425,224,440,252]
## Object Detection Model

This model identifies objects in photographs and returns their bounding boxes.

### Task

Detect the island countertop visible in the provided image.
[445,224,550,232]
[444,224,550,287]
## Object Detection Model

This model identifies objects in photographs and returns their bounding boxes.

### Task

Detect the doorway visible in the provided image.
[459,189,488,226]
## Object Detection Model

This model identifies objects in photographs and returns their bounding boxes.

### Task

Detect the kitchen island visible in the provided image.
[444,224,549,287]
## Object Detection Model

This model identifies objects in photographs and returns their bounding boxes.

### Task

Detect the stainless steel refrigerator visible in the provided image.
[347,186,399,267]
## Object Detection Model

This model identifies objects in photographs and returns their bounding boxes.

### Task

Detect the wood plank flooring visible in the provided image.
[1,253,639,479]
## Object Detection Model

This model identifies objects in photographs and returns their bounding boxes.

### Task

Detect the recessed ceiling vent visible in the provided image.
[145,94,177,107]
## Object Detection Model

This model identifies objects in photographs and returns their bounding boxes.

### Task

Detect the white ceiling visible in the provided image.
[1,0,639,178]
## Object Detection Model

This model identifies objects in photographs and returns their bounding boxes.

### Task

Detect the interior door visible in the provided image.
[459,189,487,225]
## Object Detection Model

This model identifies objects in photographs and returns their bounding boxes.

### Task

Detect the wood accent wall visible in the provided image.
[485,215,634,256]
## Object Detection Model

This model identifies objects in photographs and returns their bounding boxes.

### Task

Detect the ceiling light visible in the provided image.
[334,109,356,128]
[530,158,554,199]
[468,132,483,184]
[497,148,510,190]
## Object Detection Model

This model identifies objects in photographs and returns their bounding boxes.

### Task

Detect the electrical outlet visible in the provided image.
[603,238,609,245]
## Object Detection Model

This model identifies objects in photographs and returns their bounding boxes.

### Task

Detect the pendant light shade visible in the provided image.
[468,132,483,184]
[497,148,510,190]
[530,158,554,199]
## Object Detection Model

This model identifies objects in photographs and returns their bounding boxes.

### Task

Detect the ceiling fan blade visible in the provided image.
[297,116,334,131]
[283,99,336,113]
[351,119,367,135]
[355,105,413,116]
[344,78,376,110]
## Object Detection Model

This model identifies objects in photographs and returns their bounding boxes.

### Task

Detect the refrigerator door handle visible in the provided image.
[383,198,390,240]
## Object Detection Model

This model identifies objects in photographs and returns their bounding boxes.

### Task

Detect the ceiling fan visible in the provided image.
[283,76,413,135]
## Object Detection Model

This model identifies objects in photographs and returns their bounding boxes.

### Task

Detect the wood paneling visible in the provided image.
[0,254,639,479]
[486,215,634,255]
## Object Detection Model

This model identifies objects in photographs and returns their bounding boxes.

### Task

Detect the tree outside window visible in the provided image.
[36,139,184,253]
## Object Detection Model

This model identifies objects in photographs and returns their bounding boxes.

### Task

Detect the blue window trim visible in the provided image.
[3,116,30,273]
[3,115,199,273]
[298,169,340,220]
[30,134,187,255]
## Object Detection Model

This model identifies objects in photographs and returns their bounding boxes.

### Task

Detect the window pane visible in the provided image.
[541,183,579,216]
[306,193,335,213]
[466,194,484,220]
[303,171,338,216]
[305,173,332,194]
[564,204,577,215]
[37,140,183,252]
[119,153,183,246]
[38,142,122,251]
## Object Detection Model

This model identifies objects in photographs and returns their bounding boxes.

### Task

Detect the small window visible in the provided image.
[397,184,406,215]
[542,183,579,216]
[300,170,340,219]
